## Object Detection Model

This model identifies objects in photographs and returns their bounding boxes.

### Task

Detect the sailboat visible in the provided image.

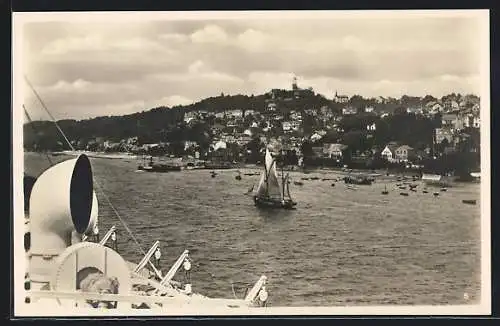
[252,148,296,209]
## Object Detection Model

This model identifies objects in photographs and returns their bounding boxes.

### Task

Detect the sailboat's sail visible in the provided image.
[265,149,282,200]
[255,172,267,197]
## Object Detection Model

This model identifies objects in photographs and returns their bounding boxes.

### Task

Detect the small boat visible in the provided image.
[301,177,309,181]
[421,173,455,187]
[210,171,217,178]
[440,188,447,192]
[137,156,182,172]
[381,185,389,195]
[235,172,242,180]
[343,175,372,185]
[252,148,297,209]
[462,199,477,205]
[433,192,440,196]
[410,188,417,192]
[400,192,409,196]
[423,190,429,193]
[331,183,335,187]
[294,181,304,186]
[310,177,319,181]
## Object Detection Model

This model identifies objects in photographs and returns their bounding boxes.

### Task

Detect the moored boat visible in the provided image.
[421,173,455,187]
[137,156,182,172]
[343,175,372,185]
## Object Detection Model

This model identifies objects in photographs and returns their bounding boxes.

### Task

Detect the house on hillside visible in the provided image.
[366,123,376,131]
[244,109,255,117]
[184,141,198,151]
[342,107,357,115]
[290,121,301,131]
[290,111,302,121]
[406,107,423,115]
[428,102,444,114]
[267,102,277,111]
[394,145,415,162]
[381,143,399,162]
[226,109,243,118]
[444,100,460,111]
[473,116,480,128]
[183,111,198,123]
[442,113,464,131]
[323,143,348,159]
[282,121,292,133]
[364,106,374,113]
[235,134,252,146]
[435,128,454,144]
[310,132,324,142]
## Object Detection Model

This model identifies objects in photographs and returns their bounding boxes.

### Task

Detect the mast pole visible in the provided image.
[281,153,285,200]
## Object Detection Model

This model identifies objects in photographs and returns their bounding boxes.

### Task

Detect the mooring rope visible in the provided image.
[24,75,148,258]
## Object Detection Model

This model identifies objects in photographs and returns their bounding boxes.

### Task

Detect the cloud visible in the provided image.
[236,28,270,52]
[40,34,171,58]
[20,14,484,120]
[41,35,105,55]
[190,24,228,44]
[158,33,189,43]
[153,60,244,84]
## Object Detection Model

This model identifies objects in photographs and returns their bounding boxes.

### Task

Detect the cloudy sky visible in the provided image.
[18,11,485,120]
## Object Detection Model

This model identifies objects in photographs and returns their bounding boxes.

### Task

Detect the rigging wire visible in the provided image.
[23,74,149,258]
[23,104,54,166]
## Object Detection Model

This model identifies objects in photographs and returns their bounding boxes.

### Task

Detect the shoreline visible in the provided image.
[23,151,478,182]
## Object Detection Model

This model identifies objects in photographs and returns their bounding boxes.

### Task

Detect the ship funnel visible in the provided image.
[29,154,96,287]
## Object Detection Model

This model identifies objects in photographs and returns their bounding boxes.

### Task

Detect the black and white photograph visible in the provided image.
[12,10,490,316]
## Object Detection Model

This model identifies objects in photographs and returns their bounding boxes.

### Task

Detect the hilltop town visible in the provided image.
[24,78,481,176]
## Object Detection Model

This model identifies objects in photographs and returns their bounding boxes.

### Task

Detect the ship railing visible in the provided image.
[26,290,249,308]
[155,250,190,292]
[244,275,267,305]
[99,225,117,246]
[133,241,163,279]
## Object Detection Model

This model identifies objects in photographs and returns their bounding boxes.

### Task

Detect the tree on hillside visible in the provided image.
[341,130,369,153]
[422,95,437,103]
[300,140,314,159]
[339,113,378,133]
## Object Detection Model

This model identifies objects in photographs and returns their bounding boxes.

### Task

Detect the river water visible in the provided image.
[24,153,482,307]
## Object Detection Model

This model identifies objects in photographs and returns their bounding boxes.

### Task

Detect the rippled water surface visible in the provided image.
[24,153,482,307]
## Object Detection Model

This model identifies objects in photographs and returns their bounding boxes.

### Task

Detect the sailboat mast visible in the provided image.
[264,152,269,197]
[281,159,285,200]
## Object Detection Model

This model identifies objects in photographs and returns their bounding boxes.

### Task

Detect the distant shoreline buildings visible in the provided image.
[24,76,481,174]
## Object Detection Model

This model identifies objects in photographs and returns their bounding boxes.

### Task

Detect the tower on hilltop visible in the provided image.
[292,76,298,91]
